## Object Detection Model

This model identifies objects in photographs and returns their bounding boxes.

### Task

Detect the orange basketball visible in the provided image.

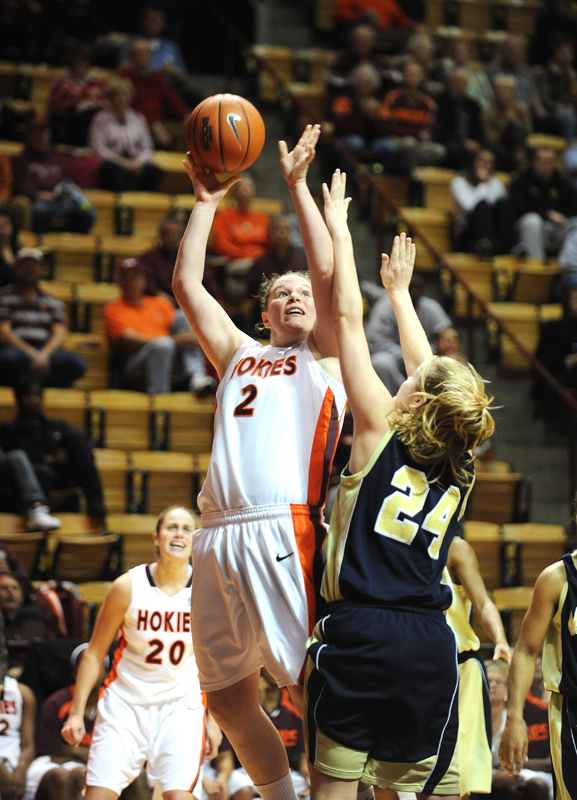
[187,94,266,173]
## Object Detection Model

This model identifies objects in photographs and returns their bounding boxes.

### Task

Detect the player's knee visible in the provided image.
[523,777,550,800]
[36,766,76,800]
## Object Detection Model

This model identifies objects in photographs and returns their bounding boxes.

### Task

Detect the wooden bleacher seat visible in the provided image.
[43,387,87,429]
[487,302,540,370]
[493,256,558,304]
[21,63,65,113]
[463,520,502,590]
[84,189,117,238]
[370,174,410,225]
[501,523,567,586]
[0,533,45,578]
[93,449,130,514]
[150,393,214,454]
[467,472,529,525]
[65,333,109,390]
[399,208,450,271]
[39,280,75,324]
[539,303,563,323]
[0,513,26,533]
[75,283,121,335]
[50,533,122,583]
[77,580,112,636]
[0,386,16,424]
[192,452,211,508]
[152,151,191,194]
[474,460,512,474]
[527,133,567,167]
[442,254,495,318]
[492,585,534,643]
[97,236,153,282]
[250,44,294,102]
[87,391,151,451]
[128,451,195,515]
[116,192,173,238]
[412,167,457,213]
[40,232,99,284]
[0,140,22,157]
[51,513,106,536]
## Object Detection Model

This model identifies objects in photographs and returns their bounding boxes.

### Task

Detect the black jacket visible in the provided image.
[509,168,577,221]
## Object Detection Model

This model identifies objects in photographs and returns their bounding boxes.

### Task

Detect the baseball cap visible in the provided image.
[120,258,144,274]
[16,247,43,263]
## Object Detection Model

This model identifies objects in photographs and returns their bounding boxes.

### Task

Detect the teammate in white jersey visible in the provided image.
[0,675,83,800]
[172,125,345,800]
[61,506,219,800]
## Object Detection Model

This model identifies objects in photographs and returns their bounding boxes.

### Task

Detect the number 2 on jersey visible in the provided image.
[234,384,257,417]
[375,465,460,558]
[146,639,185,665]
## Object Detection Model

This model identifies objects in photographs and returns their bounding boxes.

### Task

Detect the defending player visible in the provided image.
[172,126,346,800]
[304,170,495,800]
[499,510,577,800]
[61,505,219,800]
[445,536,512,796]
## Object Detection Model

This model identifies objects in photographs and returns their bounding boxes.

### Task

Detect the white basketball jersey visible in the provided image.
[198,340,347,514]
[103,564,202,706]
[0,677,23,771]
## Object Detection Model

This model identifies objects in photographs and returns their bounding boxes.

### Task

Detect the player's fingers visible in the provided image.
[278,140,288,158]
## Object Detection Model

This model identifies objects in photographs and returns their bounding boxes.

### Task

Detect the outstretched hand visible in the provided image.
[322,169,351,237]
[183,153,241,204]
[380,233,416,295]
[279,124,321,187]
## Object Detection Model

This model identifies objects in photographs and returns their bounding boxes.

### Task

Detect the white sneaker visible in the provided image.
[26,505,62,532]
[189,373,217,397]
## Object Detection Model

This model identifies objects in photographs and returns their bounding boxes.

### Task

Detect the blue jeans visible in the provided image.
[0,346,87,388]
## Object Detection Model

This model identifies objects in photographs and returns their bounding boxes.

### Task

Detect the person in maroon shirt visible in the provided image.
[119,39,190,150]
[0,572,55,676]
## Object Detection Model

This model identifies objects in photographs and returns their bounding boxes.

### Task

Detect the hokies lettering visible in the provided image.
[136,609,190,633]
[231,354,297,379]
[0,700,17,715]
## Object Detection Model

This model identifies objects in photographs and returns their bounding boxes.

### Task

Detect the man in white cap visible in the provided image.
[0,248,86,388]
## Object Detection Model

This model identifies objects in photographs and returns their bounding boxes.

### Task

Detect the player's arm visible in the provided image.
[324,170,395,470]
[448,538,512,660]
[61,573,132,746]
[279,125,338,359]
[172,157,251,379]
[499,562,565,775]
[205,712,223,760]
[11,684,36,800]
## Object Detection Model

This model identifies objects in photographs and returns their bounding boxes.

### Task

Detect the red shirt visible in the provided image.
[119,66,190,127]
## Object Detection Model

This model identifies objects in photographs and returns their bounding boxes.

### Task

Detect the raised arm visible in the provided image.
[279,125,337,357]
[448,537,512,661]
[499,563,565,776]
[323,170,395,470]
[172,157,251,379]
[381,247,433,377]
[61,573,131,747]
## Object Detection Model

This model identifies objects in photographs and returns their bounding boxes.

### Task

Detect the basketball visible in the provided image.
[187,94,266,174]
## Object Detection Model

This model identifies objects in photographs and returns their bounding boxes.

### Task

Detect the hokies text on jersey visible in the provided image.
[231,354,297,380]
[136,609,191,633]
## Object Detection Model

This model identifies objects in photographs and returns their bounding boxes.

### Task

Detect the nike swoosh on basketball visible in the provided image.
[276,552,294,562]
[227,113,243,149]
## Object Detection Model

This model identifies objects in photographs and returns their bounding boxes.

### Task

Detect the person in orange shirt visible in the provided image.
[103,258,202,394]
[210,174,271,303]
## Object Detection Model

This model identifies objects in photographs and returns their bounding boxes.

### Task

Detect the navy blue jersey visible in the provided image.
[544,552,577,699]
[321,428,474,611]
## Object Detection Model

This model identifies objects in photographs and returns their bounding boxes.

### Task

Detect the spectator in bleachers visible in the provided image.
[119,38,190,150]
[119,5,201,110]
[375,60,446,172]
[482,74,532,172]
[89,76,163,194]
[329,63,391,165]
[331,0,416,51]
[509,146,577,278]
[0,247,87,389]
[104,257,208,395]
[445,39,494,110]
[137,215,218,396]
[486,35,561,137]
[364,272,453,393]
[10,118,96,235]
[0,378,106,523]
[325,22,401,96]
[534,39,577,143]
[0,571,56,676]
[531,0,577,67]
[533,285,577,424]
[451,149,516,256]
[210,174,271,302]
[405,32,447,98]
[0,210,18,287]
[0,448,61,531]
[436,67,484,170]
[48,45,107,147]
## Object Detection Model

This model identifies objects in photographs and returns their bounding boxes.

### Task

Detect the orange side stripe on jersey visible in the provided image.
[307,387,344,507]
[290,505,319,637]
[102,626,127,691]
[188,700,208,793]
